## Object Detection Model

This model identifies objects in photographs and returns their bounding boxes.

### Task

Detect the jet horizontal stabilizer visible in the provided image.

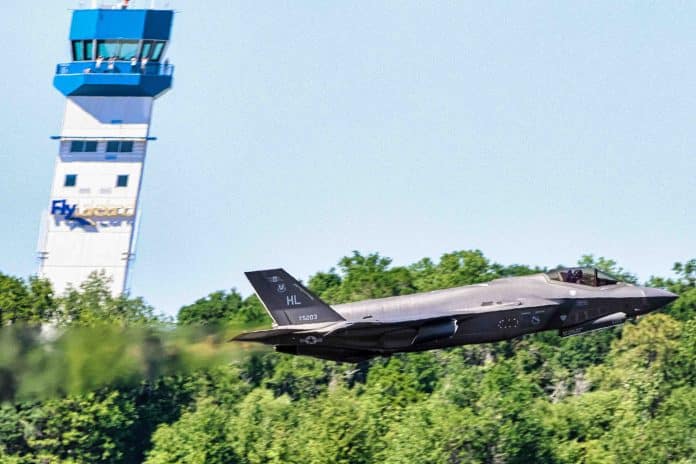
[232,328,299,342]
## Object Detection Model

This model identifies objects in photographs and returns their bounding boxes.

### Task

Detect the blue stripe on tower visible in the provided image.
[70,10,173,40]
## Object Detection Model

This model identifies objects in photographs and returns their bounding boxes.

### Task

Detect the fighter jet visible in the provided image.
[233,267,678,362]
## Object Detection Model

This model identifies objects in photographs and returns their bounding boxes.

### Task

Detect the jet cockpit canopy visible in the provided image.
[546,268,620,287]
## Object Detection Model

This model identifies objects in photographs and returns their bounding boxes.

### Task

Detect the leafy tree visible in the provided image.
[237,295,272,325]
[577,254,639,284]
[649,259,696,321]
[317,252,416,304]
[0,275,54,327]
[0,274,31,327]
[635,387,696,463]
[589,314,683,418]
[475,360,554,463]
[289,386,372,464]
[381,394,482,464]
[0,403,28,456]
[434,351,486,408]
[649,259,696,293]
[410,249,500,291]
[494,263,547,277]
[178,291,270,326]
[178,290,243,325]
[57,272,156,327]
[668,318,696,388]
[546,390,624,464]
[530,329,618,376]
[227,389,299,464]
[22,391,137,464]
[0,450,22,464]
[307,269,342,299]
[262,356,333,400]
[145,398,238,464]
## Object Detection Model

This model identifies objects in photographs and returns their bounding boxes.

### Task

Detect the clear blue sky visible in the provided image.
[1,1,694,316]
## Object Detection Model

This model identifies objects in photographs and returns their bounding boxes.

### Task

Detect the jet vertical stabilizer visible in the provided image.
[245,269,345,326]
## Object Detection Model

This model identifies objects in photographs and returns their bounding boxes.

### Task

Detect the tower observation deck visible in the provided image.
[38,1,175,295]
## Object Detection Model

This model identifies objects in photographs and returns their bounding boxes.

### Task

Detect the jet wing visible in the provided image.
[447,297,560,315]
[315,297,560,333]
[338,297,559,326]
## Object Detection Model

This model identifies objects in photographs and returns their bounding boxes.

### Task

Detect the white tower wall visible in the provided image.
[39,97,154,295]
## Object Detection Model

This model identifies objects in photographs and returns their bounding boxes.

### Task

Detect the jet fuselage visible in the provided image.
[235,269,677,362]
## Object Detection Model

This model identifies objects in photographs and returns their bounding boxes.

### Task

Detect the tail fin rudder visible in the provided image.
[245,269,344,326]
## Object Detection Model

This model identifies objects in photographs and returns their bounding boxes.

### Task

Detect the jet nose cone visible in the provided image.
[644,287,679,311]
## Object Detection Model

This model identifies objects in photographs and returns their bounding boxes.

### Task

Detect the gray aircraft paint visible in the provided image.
[234,268,677,363]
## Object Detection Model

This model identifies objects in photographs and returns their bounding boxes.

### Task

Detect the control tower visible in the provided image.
[38,1,175,295]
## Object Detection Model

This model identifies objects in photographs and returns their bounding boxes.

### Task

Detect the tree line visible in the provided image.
[0,250,694,463]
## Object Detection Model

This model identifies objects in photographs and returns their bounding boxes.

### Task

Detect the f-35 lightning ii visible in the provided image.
[233,267,677,362]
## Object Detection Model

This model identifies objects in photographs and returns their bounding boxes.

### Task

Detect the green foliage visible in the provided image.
[295,386,372,464]
[227,389,297,464]
[546,390,624,463]
[313,251,417,304]
[649,259,696,321]
[58,272,157,327]
[0,403,26,456]
[307,270,342,298]
[637,387,696,463]
[577,255,639,284]
[1,251,695,464]
[411,249,501,291]
[262,356,333,400]
[380,395,481,464]
[673,318,696,387]
[179,289,243,325]
[178,290,270,327]
[650,259,696,294]
[144,398,238,464]
[1,271,158,330]
[23,391,136,463]
[0,274,54,327]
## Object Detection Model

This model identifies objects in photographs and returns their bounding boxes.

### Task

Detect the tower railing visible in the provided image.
[78,0,173,9]
[56,61,174,77]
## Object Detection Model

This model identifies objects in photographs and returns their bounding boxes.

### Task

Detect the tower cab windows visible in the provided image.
[70,141,98,153]
[72,40,94,61]
[547,268,619,287]
[119,41,139,60]
[141,42,153,60]
[97,40,140,61]
[71,40,168,63]
[140,41,167,61]
[106,141,134,153]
